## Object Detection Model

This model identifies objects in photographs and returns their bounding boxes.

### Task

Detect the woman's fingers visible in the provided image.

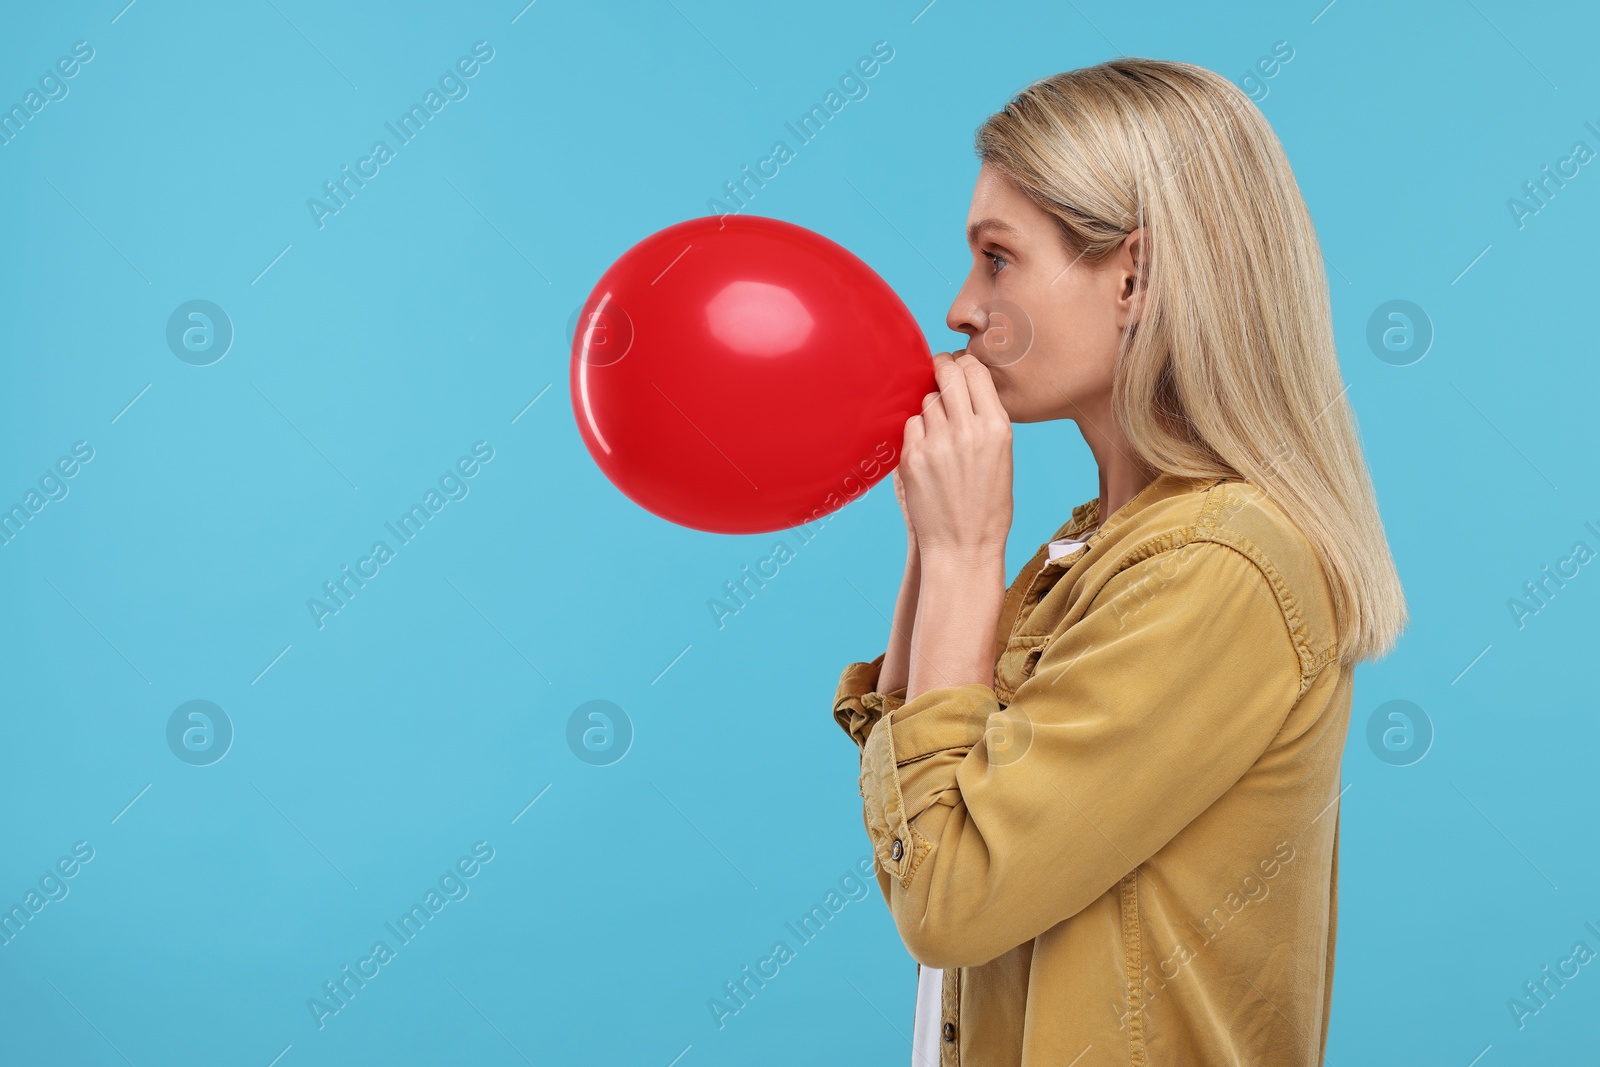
[918,386,946,432]
[903,403,927,447]
[956,351,1007,422]
[931,351,974,421]
[910,351,990,456]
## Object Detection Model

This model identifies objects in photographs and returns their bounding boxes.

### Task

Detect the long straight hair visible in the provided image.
[975,58,1407,664]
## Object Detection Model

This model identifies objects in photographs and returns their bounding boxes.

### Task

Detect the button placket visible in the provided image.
[940,966,961,1066]
[1015,542,1087,630]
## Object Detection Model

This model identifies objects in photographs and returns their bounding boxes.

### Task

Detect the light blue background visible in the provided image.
[2,1,1596,1064]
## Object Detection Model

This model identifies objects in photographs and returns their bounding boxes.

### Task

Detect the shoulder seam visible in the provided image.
[1200,480,1340,694]
[1113,525,1327,699]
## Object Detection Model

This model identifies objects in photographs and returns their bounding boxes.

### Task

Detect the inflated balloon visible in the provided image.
[570,214,933,534]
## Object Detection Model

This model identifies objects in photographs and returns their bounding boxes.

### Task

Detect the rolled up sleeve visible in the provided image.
[832,651,910,752]
[856,540,1306,969]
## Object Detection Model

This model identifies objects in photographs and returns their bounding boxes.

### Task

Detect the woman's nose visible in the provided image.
[946,292,982,339]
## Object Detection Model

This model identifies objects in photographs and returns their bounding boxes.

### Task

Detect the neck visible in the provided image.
[1075,398,1157,524]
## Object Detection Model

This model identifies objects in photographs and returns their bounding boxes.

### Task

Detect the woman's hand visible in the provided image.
[891,466,916,549]
[899,351,1014,562]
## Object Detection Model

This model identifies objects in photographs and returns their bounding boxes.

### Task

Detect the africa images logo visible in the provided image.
[306,42,495,230]
[307,841,495,1030]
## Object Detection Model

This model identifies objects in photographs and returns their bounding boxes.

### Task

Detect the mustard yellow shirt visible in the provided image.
[832,472,1350,1066]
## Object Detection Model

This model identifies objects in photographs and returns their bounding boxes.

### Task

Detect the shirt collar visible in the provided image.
[1042,472,1228,564]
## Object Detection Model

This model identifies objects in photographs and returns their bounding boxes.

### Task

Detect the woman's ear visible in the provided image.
[1116,227,1149,327]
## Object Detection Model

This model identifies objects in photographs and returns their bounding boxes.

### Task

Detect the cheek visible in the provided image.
[1029,314,1085,375]
[1035,299,1115,376]
[1021,322,1117,405]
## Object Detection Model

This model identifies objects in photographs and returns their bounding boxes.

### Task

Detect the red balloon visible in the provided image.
[570,214,934,534]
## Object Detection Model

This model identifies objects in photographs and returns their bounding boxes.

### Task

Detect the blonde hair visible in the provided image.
[975,57,1407,664]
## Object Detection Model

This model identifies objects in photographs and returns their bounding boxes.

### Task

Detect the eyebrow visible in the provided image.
[966,217,1021,247]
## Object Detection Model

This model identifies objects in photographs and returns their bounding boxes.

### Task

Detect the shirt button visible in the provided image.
[890,838,904,861]
[942,1020,956,1043]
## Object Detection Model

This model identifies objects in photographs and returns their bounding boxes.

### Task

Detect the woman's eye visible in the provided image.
[984,250,1009,273]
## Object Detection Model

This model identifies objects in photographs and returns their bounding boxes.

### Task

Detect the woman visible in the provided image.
[831,58,1407,1066]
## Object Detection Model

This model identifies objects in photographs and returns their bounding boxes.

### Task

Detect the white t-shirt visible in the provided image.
[909,524,1099,1065]
[911,962,943,1066]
